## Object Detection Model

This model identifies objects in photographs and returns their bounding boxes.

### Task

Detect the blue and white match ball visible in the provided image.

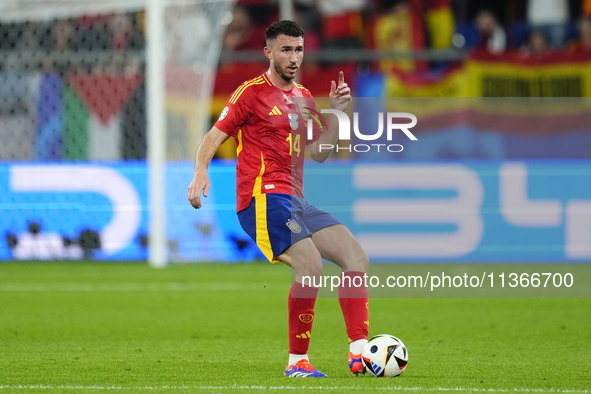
[362,334,408,377]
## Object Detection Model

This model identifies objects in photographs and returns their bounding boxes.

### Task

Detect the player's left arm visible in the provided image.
[308,71,351,162]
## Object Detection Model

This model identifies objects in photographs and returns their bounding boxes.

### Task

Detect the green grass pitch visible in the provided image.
[0,262,590,393]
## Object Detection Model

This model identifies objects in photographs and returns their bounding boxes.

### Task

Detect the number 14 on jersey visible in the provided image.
[286,133,301,157]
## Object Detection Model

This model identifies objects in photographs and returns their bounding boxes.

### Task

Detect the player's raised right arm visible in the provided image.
[187,126,230,209]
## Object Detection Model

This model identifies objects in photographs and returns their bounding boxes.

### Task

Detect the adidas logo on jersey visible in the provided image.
[269,106,282,115]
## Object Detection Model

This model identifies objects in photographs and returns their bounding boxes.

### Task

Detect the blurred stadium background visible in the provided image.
[1,0,591,266]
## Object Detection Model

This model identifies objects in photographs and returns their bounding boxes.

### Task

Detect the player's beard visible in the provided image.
[274,59,297,82]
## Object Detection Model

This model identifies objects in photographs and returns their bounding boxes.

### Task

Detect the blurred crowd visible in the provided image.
[0,11,144,75]
[224,0,591,73]
[0,1,589,75]
[0,1,587,162]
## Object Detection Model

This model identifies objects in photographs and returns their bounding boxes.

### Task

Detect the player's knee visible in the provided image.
[302,258,323,278]
[345,245,369,273]
[352,248,369,272]
[360,250,369,272]
[291,251,323,278]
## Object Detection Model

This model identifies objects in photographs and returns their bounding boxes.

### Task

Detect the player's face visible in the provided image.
[268,34,304,82]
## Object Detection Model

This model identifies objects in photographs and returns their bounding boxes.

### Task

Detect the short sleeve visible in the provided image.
[214,87,253,138]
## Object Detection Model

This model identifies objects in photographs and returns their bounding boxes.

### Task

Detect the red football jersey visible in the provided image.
[215,73,322,212]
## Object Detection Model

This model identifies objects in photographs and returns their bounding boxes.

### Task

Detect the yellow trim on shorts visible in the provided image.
[251,153,273,262]
[254,194,273,262]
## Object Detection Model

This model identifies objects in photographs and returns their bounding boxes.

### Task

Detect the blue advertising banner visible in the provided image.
[164,162,262,262]
[0,163,149,260]
[0,162,258,262]
[304,161,591,262]
[2,161,590,262]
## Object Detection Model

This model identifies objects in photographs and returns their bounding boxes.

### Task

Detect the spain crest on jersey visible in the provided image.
[288,113,299,130]
[286,219,302,233]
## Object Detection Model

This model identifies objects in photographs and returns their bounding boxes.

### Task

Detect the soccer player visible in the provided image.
[187,20,369,378]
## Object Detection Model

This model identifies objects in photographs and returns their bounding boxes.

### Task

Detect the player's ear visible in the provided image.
[264,45,272,60]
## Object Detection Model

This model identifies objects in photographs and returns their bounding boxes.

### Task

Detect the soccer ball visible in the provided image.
[362,334,408,377]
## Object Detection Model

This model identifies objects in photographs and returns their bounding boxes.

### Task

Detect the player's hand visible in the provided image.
[187,170,210,209]
[329,71,351,112]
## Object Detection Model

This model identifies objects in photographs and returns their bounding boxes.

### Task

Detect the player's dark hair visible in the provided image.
[265,20,305,44]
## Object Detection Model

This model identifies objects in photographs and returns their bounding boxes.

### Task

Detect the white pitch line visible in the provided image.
[0,385,588,393]
[0,282,276,292]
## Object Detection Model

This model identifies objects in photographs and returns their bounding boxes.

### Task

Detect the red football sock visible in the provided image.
[338,271,369,343]
[288,281,318,355]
